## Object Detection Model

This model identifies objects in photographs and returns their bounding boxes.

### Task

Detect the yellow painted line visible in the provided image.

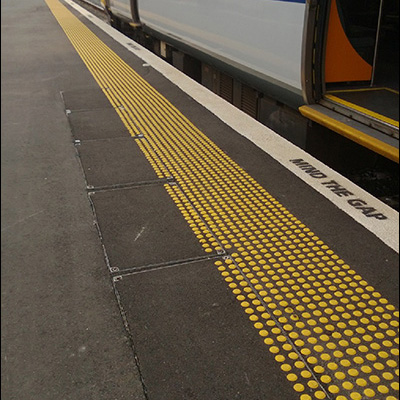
[299,105,399,164]
[46,1,400,399]
[325,94,399,128]
[328,87,400,95]
[385,88,400,95]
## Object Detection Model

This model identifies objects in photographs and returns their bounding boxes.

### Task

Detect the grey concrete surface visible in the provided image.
[1,1,146,399]
[115,260,297,400]
[89,185,215,271]
[76,138,160,188]
[2,1,399,400]
[68,108,131,140]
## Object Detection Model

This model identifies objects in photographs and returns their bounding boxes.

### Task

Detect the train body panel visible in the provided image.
[138,0,306,93]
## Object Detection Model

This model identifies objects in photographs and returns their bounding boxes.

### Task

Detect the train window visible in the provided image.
[337,0,380,65]
[325,0,376,84]
[373,0,399,89]
[325,0,399,91]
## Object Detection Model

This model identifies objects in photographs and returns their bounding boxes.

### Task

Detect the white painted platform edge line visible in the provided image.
[65,0,399,254]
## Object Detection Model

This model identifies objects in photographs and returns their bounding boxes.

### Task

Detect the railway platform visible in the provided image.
[1,0,399,399]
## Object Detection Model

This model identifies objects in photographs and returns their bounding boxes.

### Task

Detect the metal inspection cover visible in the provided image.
[68,107,130,140]
[114,259,297,400]
[77,138,159,188]
[90,184,213,271]
[62,87,114,111]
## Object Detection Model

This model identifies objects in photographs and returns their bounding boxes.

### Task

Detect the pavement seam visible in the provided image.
[111,254,225,279]
[86,178,171,193]
[112,280,150,400]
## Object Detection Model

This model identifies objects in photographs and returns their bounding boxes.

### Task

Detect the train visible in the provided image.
[100,0,399,164]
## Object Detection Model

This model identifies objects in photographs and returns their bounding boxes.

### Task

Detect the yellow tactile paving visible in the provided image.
[46,0,399,398]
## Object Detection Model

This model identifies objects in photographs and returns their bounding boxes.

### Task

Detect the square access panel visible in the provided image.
[68,107,131,141]
[76,138,159,189]
[90,184,214,271]
[62,87,114,111]
[114,259,297,400]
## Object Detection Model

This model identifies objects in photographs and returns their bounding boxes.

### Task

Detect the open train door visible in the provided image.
[323,0,399,134]
[300,0,399,162]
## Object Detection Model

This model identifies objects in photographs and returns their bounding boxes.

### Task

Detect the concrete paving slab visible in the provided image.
[76,137,159,188]
[62,87,114,111]
[114,259,298,400]
[90,184,214,271]
[68,107,131,140]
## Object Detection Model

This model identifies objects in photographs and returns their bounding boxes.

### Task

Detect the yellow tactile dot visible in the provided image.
[275,354,285,363]
[374,362,385,370]
[362,388,375,397]
[318,375,331,384]
[327,362,339,371]
[249,314,258,322]
[269,346,280,354]
[281,364,292,372]
[320,353,331,361]
[328,385,340,394]
[377,385,390,394]
[391,381,399,390]
[348,369,359,377]
[386,360,398,368]
[307,380,319,389]
[342,381,354,390]
[293,383,305,392]
[300,395,312,400]
[355,378,367,387]
[314,391,326,399]
[340,359,351,367]
[369,375,381,384]
[391,347,399,356]
[300,370,312,379]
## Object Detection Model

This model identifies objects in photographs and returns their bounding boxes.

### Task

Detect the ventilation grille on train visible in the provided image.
[219,73,234,103]
[241,85,258,119]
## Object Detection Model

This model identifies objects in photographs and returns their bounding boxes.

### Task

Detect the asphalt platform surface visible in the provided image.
[1,1,399,400]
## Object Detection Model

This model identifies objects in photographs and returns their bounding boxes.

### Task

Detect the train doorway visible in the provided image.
[322,0,399,133]
[324,0,398,89]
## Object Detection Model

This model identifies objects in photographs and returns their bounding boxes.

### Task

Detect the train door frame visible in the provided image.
[130,0,140,26]
[103,0,141,27]
[301,0,330,105]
